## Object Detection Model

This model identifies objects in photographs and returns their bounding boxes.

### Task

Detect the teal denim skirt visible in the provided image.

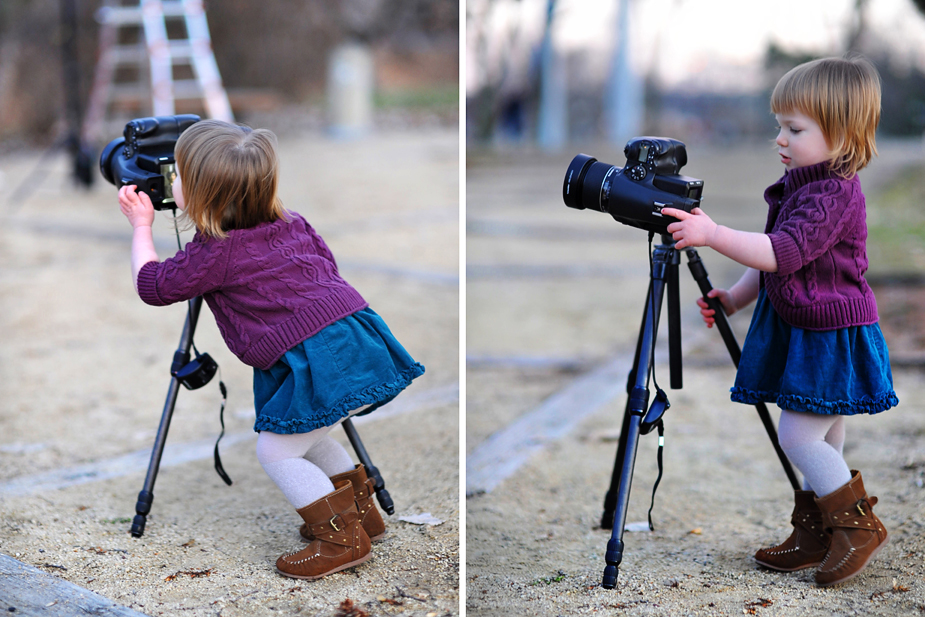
[253,308,425,434]
[731,290,898,415]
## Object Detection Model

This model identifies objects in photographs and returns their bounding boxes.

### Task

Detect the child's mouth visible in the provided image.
[779,153,791,165]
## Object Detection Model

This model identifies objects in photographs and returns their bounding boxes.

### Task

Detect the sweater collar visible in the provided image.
[781,161,839,196]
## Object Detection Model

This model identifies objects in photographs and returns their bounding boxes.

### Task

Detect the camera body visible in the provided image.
[100,114,200,210]
[563,137,704,235]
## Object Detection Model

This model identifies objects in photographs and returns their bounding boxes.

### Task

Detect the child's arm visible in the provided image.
[118,185,159,292]
[662,207,778,273]
[697,268,760,327]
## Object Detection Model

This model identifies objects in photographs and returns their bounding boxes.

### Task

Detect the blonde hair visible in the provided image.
[174,119,287,239]
[770,55,881,178]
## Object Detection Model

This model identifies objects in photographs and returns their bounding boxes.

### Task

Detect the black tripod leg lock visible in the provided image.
[628,386,649,416]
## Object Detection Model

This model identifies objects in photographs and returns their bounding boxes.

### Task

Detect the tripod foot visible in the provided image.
[131,514,147,538]
[602,565,618,589]
[131,490,154,538]
[374,486,395,515]
[365,465,395,515]
[602,538,623,588]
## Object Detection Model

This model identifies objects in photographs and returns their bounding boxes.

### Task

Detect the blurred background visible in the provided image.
[467,0,925,148]
[0,0,458,154]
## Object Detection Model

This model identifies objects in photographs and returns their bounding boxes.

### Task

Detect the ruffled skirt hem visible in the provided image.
[255,362,424,434]
[731,386,898,416]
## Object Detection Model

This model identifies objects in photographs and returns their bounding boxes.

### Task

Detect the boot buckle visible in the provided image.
[856,502,865,516]
[330,516,342,532]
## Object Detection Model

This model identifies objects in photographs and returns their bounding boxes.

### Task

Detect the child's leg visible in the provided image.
[303,436,354,477]
[778,409,852,497]
[256,428,338,509]
[825,415,846,455]
[302,405,369,475]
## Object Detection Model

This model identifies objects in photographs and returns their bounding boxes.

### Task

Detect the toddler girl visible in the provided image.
[663,55,896,587]
[118,119,424,580]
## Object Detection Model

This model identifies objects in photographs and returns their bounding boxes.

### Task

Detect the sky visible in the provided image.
[467,0,925,94]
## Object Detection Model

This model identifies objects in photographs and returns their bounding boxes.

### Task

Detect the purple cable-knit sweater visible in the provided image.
[760,162,878,331]
[136,211,368,370]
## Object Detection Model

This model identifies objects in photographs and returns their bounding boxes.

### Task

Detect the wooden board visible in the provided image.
[0,554,149,616]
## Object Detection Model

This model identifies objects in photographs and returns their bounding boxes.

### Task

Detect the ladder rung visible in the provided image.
[109,45,148,64]
[171,79,205,98]
[96,3,187,26]
[165,42,195,60]
[109,84,149,101]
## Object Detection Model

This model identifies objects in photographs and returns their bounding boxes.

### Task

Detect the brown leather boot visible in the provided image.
[814,470,888,587]
[276,480,372,580]
[754,490,830,571]
[300,464,386,542]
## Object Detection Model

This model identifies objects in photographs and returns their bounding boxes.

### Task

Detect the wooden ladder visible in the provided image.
[83,0,233,144]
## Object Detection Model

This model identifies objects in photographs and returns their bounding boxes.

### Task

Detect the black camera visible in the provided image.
[563,137,704,235]
[100,114,200,210]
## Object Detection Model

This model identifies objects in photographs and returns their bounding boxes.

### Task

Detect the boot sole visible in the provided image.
[816,534,889,588]
[276,552,372,581]
[754,558,822,572]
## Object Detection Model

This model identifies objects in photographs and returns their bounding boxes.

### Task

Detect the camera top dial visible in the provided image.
[628,164,647,181]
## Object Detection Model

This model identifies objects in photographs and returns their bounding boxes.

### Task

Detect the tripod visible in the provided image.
[598,234,799,589]
[130,295,394,538]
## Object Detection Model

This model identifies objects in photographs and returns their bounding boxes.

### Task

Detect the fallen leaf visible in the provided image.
[689,528,702,535]
[398,512,444,526]
[334,598,369,617]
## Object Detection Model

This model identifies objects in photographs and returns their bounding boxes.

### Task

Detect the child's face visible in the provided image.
[173,174,186,210]
[774,110,831,170]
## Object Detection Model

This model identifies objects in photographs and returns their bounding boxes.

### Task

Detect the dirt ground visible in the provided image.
[466,140,925,616]
[0,127,459,616]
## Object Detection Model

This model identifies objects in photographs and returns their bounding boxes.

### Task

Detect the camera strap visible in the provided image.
[646,421,665,531]
[643,231,666,531]
[213,377,233,486]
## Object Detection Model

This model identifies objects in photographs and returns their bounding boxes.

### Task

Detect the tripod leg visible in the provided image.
[601,402,633,529]
[342,418,394,515]
[602,259,669,589]
[603,389,647,589]
[601,281,650,530]
[131,297,203,538]
[684,250,800,490]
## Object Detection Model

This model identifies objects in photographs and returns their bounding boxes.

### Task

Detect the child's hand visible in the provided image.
[118,185,155,229]
[663,207,717,250]
[696,288,737,328]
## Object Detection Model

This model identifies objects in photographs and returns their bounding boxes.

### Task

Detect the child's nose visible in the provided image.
[776,132,787,147]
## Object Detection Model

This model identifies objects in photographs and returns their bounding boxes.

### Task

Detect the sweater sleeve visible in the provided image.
[136,237,229,306]
[766,179,862,277]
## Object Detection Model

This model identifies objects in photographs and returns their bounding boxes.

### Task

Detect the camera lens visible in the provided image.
[562,154,595,210]
[581,161,617,213]
[99,137,124,185]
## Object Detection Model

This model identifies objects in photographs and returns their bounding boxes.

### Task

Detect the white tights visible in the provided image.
[256,418,358,509]
[777,409,852,497]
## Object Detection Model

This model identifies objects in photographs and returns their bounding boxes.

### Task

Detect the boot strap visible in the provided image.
[824,498,881,531]
[791,511,826,537]
[355,478,374,501]
[307,511,359,542]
